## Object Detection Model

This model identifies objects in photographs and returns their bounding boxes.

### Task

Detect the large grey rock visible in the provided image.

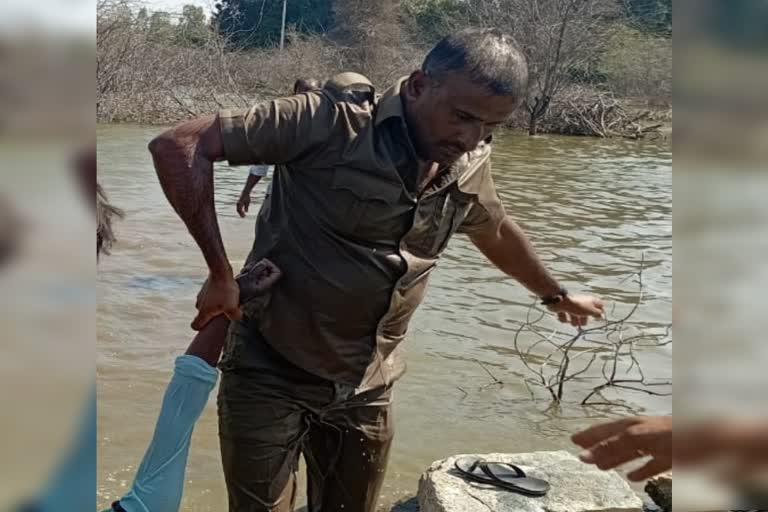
[644,473,672,511]
[418,451,643,512]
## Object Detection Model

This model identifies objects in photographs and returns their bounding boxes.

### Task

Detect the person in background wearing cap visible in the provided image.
[235,79,321,218]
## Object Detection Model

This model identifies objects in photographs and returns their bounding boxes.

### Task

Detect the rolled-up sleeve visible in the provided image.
[219,91,337,166]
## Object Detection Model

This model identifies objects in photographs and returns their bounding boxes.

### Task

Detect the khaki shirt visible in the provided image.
[219,77,506,390]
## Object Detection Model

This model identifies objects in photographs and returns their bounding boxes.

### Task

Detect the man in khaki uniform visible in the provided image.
[149,28,604,512]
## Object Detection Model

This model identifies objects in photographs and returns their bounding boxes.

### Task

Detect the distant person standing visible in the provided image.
[235,78,321,218]
[236,164,272,218]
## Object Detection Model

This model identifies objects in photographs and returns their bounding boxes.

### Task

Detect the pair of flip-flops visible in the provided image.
[454,456,550,497]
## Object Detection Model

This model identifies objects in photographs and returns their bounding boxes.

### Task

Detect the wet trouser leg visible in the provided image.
[218,323,393,512]
[304,386,393,512]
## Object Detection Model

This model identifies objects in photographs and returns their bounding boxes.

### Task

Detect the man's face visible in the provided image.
[404,70,522,165]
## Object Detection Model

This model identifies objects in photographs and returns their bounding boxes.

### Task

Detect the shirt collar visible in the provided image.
[374,76,409,126]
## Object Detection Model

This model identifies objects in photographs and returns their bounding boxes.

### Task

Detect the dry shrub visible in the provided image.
[97,0,424,125]
[536,86,670,138]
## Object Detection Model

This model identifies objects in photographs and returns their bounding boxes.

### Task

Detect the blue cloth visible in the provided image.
[118,355,218,512]
[31,386,97,512]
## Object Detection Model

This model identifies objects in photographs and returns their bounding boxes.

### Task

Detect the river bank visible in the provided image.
[97,89,671,141]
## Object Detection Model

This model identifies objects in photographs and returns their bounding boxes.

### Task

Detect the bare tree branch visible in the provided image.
[506,258,671,406]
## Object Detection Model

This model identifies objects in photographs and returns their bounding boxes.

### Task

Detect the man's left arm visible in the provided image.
[469,217,604,326]
[458,160,604,326]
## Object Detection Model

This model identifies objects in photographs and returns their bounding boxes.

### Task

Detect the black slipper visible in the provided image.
[454,456,494,485]
[454,456,550,497]
[481,461,550,496]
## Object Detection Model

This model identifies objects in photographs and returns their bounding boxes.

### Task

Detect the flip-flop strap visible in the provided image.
[479,461,526,482]
[456,457,484,475]
[455,457,490,483]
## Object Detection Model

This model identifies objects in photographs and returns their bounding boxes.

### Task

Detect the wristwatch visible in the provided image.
[540,286,568,306]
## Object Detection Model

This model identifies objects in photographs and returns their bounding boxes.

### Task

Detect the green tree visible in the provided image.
[213,0,333,48]
[402,0,469,44]
[177,5,210,46]
[148,11,175,43]
[622,0,671,36]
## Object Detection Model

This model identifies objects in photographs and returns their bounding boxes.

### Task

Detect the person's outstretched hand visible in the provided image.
[193,271,241,330]
[548,294,605,327]
[572,416,672,481]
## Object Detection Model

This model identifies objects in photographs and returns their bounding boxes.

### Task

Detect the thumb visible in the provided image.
[626,457,671,482]
[191,309,215,331]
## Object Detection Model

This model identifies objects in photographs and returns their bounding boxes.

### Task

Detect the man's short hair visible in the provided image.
[293,78,321,94]
[422,28,529,97]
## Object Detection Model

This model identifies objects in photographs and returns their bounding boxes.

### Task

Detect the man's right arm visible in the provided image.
[148,114,241,329]
[148,93,336,327]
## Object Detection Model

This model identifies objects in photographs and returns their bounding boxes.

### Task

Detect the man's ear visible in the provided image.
[404,70,429,101]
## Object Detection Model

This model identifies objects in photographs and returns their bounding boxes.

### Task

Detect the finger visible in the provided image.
[244,202,249,212]
[582,435,645,470]
[572,417,637,447]
[253,271,280,291]
[557,312,568,324]
[570,314,581,327]
[264,261,282,282]
[263,258,279,272]
[586,303,603,317]
[191,310,215,331]
[627,457,671,481]
[594,298,605,313]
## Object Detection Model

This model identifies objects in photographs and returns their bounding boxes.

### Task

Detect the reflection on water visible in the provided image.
[97,125,671,510]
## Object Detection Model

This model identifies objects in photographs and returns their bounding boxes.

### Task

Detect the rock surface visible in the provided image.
[418,451,643,512]
[644,473,672,511]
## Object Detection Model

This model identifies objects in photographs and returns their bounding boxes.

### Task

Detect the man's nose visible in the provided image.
[461,122,485,150]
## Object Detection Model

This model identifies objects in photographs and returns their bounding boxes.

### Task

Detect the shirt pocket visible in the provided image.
[330,167,404,239]
[409,187,474,257]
